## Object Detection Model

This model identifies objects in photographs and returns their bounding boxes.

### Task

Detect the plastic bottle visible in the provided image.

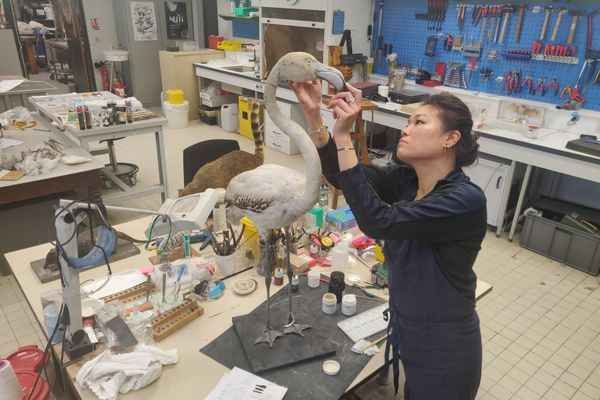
[331,240,349,273]
[43,302,64,344]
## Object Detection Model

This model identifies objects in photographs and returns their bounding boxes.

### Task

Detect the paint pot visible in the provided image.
[328,271,345,303]
[307,269,321,288]
[274,268,284,286]
[341,294,357,316]
[291,274,299,292]
[322,359,341,376]
[322,292,337,314]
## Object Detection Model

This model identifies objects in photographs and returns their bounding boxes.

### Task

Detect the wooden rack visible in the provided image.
[151,299,204,341]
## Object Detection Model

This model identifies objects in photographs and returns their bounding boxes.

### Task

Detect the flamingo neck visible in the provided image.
[264,78,321,211]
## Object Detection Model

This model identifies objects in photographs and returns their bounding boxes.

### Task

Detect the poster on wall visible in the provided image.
[131,1,158,41]
[165,2,189,40]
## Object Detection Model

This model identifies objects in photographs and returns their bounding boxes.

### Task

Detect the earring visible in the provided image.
[443,145,448,153]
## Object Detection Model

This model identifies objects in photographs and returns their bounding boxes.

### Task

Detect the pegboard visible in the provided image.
[372,0,600,111]
[232,19,259,39]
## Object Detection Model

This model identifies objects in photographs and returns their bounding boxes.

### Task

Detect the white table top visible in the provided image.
[0,117,103,190]
[6,216,492,399]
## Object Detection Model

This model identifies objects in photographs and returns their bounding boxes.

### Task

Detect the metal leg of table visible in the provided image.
[496,160,517,237]
[155,128,169,202]
[508,164,532,242]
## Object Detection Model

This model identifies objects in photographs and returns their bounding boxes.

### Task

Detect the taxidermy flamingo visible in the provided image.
[226,52,347,347]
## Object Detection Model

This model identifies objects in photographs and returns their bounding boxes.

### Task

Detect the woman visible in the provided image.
[289,81,486,399]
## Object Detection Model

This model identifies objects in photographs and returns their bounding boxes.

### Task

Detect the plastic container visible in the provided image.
[241,217,259,263]
[166,89,185,104]
[15,370,50,400]
[322,293,337,314]
[331,241,350,273]
[342,294,357,316]
[208,35,224,50]
[220,103,239,132]
[163,100,189,129]
[42,303,64,344]
[308,269,321,288]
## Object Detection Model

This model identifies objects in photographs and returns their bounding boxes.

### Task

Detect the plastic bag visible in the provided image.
[0,107,36,130]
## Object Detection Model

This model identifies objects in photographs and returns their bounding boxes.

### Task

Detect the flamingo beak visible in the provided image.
[314,64,347,92]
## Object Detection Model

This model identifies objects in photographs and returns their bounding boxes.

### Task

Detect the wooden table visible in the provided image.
[6,217,492,399]
[0,116,104,205]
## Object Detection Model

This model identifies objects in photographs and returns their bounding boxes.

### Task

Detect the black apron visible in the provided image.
[383,240,482,399]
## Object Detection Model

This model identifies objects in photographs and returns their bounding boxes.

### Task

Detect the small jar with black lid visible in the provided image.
[328,271,345,303]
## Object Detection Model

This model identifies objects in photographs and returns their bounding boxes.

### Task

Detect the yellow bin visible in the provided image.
[241,217,259,263]
[166,89,185,104]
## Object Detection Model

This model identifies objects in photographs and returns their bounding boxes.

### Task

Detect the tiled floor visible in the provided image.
[1,119,599,399]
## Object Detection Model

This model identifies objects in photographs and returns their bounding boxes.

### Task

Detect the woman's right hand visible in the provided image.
[288,80,322,118]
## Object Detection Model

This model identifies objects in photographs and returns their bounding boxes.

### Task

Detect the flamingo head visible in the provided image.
[270,52,347,91]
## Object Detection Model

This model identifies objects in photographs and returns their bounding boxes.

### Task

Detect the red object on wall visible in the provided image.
[90,17,99,30]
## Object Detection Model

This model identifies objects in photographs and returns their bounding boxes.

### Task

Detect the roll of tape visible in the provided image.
[0,360,23,400]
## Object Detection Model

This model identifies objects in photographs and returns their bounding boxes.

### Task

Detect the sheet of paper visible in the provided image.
[0,137,24,149]
[82,269,147,299]
[0,79,24,93]
[205,367,287,400]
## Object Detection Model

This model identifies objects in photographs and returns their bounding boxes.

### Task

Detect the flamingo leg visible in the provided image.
[282,226,311,337]
[255,231,283,347]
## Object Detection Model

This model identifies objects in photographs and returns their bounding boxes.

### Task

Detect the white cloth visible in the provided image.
[75,345,178,400]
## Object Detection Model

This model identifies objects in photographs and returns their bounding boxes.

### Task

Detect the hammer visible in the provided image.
[514,5,526,42]
[498,5,515,44]
[540,6,553,40]
[551,7,567,42]
[567,10,583,44]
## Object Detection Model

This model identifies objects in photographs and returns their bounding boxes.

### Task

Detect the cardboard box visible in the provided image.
[326,205,356,231]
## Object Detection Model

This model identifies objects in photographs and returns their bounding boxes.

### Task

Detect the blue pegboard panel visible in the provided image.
[232,19,259,40]
[373,0,600,111]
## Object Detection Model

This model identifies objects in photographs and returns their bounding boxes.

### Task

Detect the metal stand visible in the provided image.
[282,226,311,336]
[254,231,283,347]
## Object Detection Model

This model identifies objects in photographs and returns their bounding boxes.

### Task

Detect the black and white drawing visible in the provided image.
[131,1,158,41]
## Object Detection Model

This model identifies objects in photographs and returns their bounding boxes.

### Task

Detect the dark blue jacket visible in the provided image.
[318,139,487,320]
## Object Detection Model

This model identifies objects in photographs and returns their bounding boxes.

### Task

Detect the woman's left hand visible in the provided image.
[328,84,362,144]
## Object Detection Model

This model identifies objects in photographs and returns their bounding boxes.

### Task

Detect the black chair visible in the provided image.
[183,139,240,186]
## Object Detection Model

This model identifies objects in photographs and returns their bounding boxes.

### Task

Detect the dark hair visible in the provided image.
[422,92,479,168]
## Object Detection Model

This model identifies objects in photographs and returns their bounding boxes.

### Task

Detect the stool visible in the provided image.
[99,138,139,187]
[322,98,378,210]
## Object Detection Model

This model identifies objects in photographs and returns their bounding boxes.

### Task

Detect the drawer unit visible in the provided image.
[264,99,305,155]
[265,118,299,155]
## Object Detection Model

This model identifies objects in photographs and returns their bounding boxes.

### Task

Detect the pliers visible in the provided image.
[546,78,559,96]
[533,78,546,95]
[521,76,532,94]
[560,83,572,98]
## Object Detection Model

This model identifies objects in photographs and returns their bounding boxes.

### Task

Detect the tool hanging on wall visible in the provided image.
[514,5,526,43]
[586,9,600,60]
[487,5,496,43]
[494,6,503,43]
[472,5,482,26]
[551,7,568,42]
[567,10,583,45]
[478,6,488,45]
[499,6,515,44]
[425,36,438,57]
[457,4,466,31]
[540,7,553,41]
[375,0,384,63]
[452,34,463,52]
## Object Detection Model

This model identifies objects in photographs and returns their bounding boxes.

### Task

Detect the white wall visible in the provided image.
[81,0,119,90]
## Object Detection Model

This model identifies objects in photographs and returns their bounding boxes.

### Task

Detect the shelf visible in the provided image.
[218,14,258,21]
